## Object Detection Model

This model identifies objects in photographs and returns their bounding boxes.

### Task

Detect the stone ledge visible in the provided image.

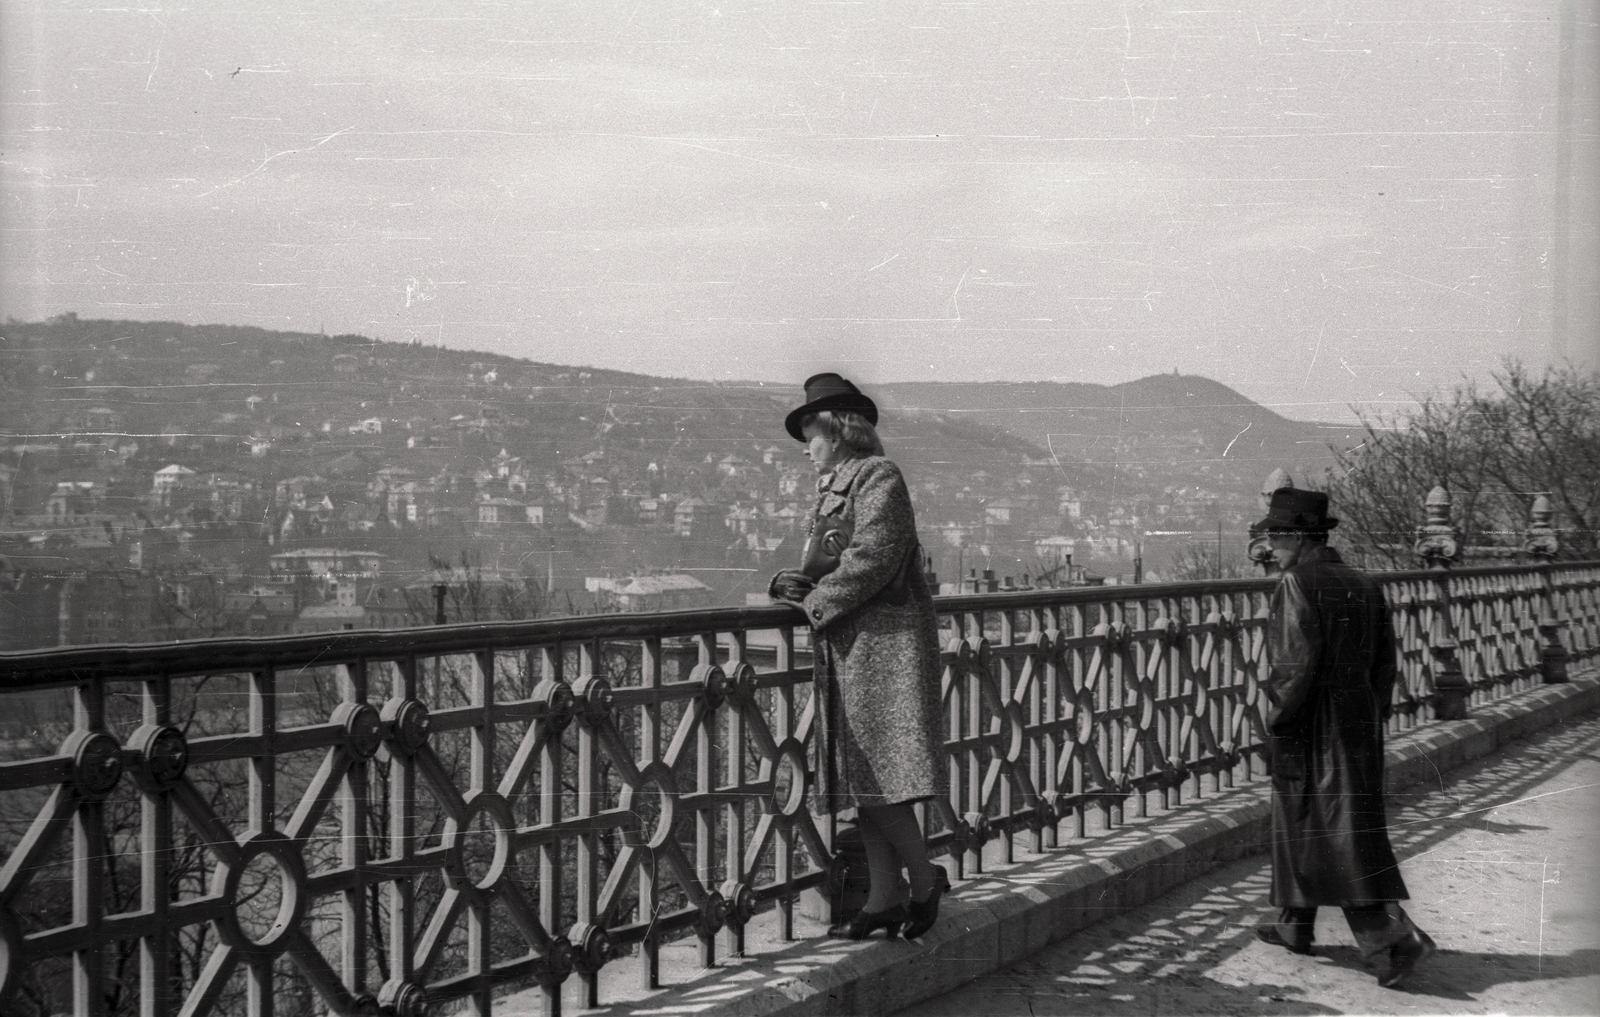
[504,671,1599,1017]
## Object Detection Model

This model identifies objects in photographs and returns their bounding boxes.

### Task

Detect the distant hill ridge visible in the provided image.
[1,315,1353,507]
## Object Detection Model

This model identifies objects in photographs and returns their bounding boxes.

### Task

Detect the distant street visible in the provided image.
[896,710,1600,1016]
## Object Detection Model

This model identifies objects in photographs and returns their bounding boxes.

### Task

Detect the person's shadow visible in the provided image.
[1310,945,1599,1000]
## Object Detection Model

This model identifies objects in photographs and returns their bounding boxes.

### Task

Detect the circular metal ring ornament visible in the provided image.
[947,638,973,674]
[1073,697,1097,745]
[973,638,993,672]
[442,791,513,894]
[619,764,679,849]
[332,702,384,760]
[1000,702,1027,766]
[727,660,758,700]
[722,880,758,927]
[769,739,809,817]
[698,891,728,936]
[569,922,617,974]
[379,978,430,1017]
[542,936,576,987]
[0,904,21,1008]
[62,730,123,801]
[214,830,308,956]
[1033,630,1054,658]
[692,663,729,710]
[532,679,576,733]
[571,675,614,725]
[129,723,188,792]
[949,817,974,853]
[382,699,431,756]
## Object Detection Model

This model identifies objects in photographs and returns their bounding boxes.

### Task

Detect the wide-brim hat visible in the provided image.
[784,373,878,442]
[1253,487,1339,533]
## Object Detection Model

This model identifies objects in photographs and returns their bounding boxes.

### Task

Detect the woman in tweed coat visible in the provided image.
[769,373,949,940]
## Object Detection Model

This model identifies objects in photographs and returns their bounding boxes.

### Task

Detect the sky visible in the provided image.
[2,0,1596,423]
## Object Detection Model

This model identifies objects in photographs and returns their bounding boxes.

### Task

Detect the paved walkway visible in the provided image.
[896,710,1600,1016]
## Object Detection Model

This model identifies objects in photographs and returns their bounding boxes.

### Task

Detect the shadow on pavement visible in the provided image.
[1309,945,1599,1000]
[897,708,1600,1016]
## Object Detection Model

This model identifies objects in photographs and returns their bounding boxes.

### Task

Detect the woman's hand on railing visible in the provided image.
[770,569,817,604]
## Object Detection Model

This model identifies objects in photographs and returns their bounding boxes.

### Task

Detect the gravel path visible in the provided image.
[895,711,1600,1016]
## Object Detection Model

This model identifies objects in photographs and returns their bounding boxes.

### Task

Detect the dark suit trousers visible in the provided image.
[1272,904,1415,958]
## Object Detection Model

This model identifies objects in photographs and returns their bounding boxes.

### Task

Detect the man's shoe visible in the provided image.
[1378,928,1436,988]
[1255,922,1315,955]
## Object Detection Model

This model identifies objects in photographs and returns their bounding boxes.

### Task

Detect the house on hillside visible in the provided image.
[477,494,537,527]
[45,481,102,521]
[294,581,409,633]
[983,497,1024,537]
[585,573,712,613]
[674,498,716,538]
[268,548,386,592]
[725,503,759,535]
[152,464,197,503]
[778,470,806,498]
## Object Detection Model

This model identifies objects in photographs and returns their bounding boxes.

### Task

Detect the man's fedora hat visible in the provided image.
[1253,487,1340,533]
[785,373,878,442]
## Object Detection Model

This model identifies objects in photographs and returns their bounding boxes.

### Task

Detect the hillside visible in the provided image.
[875,375,1361,504]
[0,316,1351,619]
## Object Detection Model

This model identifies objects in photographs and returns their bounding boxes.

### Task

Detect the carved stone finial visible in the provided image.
[1414,485,1461,568]
[1249,468,1295,572]
[1260,468,1294,511]
[1525,493,1559,562]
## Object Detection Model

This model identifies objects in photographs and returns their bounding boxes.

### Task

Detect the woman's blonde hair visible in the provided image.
[803,410,885,457]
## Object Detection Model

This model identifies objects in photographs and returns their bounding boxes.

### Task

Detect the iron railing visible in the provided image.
[1,561,1595,1017]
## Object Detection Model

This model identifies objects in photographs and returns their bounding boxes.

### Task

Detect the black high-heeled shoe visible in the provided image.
[827,903,908,940]
[901,866,951,940]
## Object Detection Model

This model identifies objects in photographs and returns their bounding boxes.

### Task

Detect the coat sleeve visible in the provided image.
[801,460,914,629]
[1370,586,1399,723]
[1266,571,1321,733]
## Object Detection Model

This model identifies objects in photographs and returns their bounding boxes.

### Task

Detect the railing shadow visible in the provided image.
[896,695,1600,1016]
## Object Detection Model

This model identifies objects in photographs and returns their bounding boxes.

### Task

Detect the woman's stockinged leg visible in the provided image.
[855,812,905,913]
[859,802,938,900]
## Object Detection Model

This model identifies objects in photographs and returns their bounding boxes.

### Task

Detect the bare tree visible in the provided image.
[1164,541,1255,582]
[1324,361,1599,568]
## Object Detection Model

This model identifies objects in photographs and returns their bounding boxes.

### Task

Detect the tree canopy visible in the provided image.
[1324,362,1599,568]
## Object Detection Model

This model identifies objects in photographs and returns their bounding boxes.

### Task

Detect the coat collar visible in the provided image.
[1284,544,1344,571]
[819,454,873,494]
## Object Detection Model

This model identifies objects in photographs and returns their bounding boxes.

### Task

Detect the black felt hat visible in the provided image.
[1253,487,1340,533]
[784,373,879,442]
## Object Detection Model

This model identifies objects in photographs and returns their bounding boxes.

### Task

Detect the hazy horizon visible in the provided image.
[4,1,1596,426]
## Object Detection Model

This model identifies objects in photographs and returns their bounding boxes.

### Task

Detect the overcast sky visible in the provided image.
[3,1,1595,422]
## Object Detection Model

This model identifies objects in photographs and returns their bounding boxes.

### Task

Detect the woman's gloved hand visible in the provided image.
[769,569,817,604]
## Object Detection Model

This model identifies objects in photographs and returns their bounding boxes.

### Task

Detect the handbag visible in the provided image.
[800,508,920,606]
[800,512,853,581]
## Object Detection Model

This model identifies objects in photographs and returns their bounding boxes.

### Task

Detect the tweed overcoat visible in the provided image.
[1266,544,1409,908]
[792,456,946,810]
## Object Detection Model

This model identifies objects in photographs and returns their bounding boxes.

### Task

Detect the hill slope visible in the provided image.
[1,316,1354,594]
[875,375,1359,501]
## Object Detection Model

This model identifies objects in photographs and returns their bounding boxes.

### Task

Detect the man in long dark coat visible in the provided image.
[1255,487,1436,988]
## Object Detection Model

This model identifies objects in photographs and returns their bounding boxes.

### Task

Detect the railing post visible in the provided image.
[1414,486,1470,719]
[1525,494,1570,684]
[1247,468,1294,575]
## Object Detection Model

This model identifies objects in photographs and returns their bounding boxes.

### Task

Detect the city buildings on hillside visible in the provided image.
[585,573,713,613]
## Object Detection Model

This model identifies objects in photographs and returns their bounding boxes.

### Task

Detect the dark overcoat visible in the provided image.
[794,456,946,810]
[1266,544,1409,908]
